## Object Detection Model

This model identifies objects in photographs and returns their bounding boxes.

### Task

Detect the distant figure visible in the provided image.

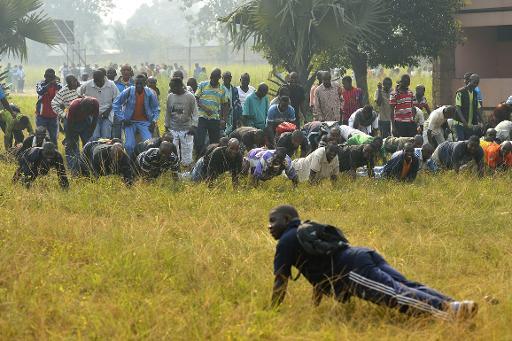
[237,73,255,108]
[390,74,416,137]
[414,85,431,115]
[242,83,270,130]
[341,76,363,124]
[35,69,62,143]
[375,77,393,138]
[314,71,343,122]
[454,74,482,141]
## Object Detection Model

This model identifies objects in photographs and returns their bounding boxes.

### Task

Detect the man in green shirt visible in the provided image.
[0,105,33,151]
[242,83,269,130]
[454,73,482,141]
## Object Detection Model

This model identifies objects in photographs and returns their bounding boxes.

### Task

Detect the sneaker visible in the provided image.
[446,301,478,320]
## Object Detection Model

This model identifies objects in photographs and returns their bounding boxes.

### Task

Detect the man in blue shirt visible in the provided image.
[266,95,296,132]
[269,205,478,320]
[113,75,160,156]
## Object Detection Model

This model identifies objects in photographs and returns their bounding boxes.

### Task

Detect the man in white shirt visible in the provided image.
[79,70,120,139]
[422,105,456,147]
[348,105,379,136]
[291,144,339,184]
[237,73,255,107]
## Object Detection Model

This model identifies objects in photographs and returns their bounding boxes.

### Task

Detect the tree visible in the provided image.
[346,0,464,102]
[221,0,387,90]
[0,0,57,61]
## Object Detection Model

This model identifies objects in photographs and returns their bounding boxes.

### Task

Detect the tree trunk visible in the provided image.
[348,48,370,105]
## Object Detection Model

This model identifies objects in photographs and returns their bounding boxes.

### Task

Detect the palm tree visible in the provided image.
[0,0,57,61]
[221,0,388,95]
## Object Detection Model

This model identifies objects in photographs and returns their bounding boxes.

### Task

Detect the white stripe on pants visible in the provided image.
[348,271,450,320]
[172,130,194,166]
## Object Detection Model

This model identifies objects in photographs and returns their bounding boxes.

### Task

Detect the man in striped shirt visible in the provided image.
[390,75,417,137]
[194,68,229,157]
[136,141,180,180]
[51,75,80,120]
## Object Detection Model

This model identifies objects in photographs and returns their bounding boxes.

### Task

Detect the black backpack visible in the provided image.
[296,220,350,257]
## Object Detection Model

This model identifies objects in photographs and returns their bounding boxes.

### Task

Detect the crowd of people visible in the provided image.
[1,64,512,189]
[2,62,511,321]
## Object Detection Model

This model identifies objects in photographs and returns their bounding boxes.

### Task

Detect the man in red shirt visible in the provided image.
[341,76,363,124]
[65,97,99,174]
[35,69,62,144]
[390,75,416,137]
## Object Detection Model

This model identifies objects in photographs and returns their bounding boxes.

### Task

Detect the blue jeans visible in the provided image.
[191,156,206,182]
[36,116,58,144]
[124,121,152,156]
[92,117,113,140]
[65,120,92,175]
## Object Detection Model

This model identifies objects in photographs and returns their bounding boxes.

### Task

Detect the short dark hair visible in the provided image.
[270,205,299,220]
[18,115,30,127]
[468,135,480,145]
[342,76,352,83]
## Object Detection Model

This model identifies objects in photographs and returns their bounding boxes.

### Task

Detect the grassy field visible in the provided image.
[1,76,510,339]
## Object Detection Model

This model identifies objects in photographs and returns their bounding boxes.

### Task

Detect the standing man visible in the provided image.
[115,64,134,93]
[242,83,270,130]
[51,75,80,129]
[222,71,242,135]
[454,74,482,141]
[65,97,99,174]
[79,70,120,140]
[309,71,323,116]
[341,76,363,125]
[287,72,306,128]
[390,74,416,137]
[237,73,255,108]
[314,72,343,122]
[113,74,160,156]
[35,69,62,144]
[165,77,198,168]
[375,77,393,138]
[194,68,229,157]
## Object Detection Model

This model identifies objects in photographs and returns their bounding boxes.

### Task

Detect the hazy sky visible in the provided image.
[103,0,154,24]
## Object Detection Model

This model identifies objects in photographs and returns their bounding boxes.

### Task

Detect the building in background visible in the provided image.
[433,0,512,113]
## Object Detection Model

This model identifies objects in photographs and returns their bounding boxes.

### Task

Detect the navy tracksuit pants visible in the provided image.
[343,250,453,320]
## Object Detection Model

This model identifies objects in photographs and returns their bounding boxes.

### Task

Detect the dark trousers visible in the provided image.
[36,116,58,144]
[344,250,453,319]
[65,120,92,175]
[195,117,220,157]
[379,120,391,138]
[394,121,417,137]
[454,124,477,141]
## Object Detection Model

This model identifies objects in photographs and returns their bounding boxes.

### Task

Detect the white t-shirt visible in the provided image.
[291,147,339,182]
[426,106,447,132]
[339,125,364,141]
[237,86,256,107]
[495,120,512,141]
[348,108,379,135]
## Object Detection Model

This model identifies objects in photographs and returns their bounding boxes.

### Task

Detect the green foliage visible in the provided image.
[221,0,388,88]
[0,0,57,61]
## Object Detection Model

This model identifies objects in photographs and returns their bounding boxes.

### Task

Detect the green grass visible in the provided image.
[1,77,509,339]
